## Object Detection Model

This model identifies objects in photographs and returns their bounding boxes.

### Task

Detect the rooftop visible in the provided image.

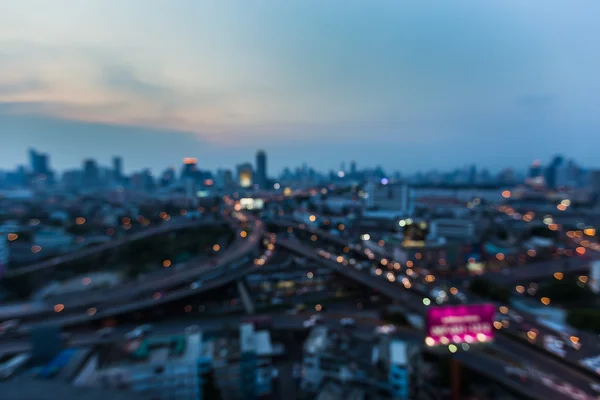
[0,377,147,400]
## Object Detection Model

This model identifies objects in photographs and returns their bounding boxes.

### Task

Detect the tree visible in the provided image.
[567,309,600,333]
[381,311,409,326]
[202,371,223,400]
[537,280,594,306]
[469,278,510,304]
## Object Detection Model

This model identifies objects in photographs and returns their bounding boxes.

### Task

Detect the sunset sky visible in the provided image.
[1,1,599,174]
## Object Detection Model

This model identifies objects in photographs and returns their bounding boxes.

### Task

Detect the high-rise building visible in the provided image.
[29,148,49,175]
[237,163,253,188]
[0,229,10,279]
[350,161,357,176]
[82,159,100,188]
[113,156,123,182]
[181,158,198,181]
[589,170,600,195]
[224,170,234,188]
[545,155,564,189]
[528,160,543,179]
[255,150,267,189]
[468,165,477,184]
[399,184,414,216]
[364,182,375,209]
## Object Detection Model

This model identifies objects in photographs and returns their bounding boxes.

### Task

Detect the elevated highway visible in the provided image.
[273,221,600,382]
[6,217,228,278]
[0,217,263,321]
[278,239,600,397]
[267,218,597,284]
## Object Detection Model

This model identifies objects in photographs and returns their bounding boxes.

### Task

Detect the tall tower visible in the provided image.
[82,159,100,188]
[29,148,49,175]
[112,156,123,182]
[255,150,267,189]
[237,163,254,189]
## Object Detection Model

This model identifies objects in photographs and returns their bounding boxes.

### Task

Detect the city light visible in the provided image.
[8,144,600,392]
[540,297,551,305]
[553,272,563,280]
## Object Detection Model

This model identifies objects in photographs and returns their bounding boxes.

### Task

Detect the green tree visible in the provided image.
[537,280,594,306]
[567,309,600,333]
[381,311,409,326]
[202,370,223,400]
[469,278,510,304]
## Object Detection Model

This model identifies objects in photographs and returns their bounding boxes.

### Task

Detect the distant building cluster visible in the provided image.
[1,151,599,198]
[0,149,273,195]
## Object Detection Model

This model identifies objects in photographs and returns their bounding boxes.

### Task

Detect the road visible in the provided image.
[0,217,264,322]
[16,225,266,328]
[6,217,225,277]
[271,219,600,366]
[276,237,600,398]
[479,257,592,285]
[1,199,597,398]
[268,218,596,285]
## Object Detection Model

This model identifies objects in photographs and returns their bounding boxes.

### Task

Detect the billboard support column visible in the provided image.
[451,358,461,400]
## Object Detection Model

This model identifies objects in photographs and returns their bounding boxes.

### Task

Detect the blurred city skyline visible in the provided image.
[1,1,599,173]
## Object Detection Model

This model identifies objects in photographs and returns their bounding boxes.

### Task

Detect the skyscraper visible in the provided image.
[181,157,198,181]
[113,156,123,182]
[82,159,100,188]
[255,150,267,189]
[237,163,253,188]
[528,160,543,179]
[28,148,49,176]
[545,155,564,189]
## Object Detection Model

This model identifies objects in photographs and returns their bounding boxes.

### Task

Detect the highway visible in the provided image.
[6,217,226,277]
[34,231,262,326]
[480,257,592,285]
[0,216,263,321]
[268,218,597,285]
[1,197,597,398]
[276,237,600,397]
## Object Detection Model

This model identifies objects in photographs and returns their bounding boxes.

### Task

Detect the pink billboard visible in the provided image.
[425,304,495,347]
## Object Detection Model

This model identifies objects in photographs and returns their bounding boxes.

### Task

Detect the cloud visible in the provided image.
[0,111,207,173]
[0,79,46,95]
[100,65,174,99]
[0,100,128,118]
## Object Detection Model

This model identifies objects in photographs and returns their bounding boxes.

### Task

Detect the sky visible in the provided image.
[1,1,599,175]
